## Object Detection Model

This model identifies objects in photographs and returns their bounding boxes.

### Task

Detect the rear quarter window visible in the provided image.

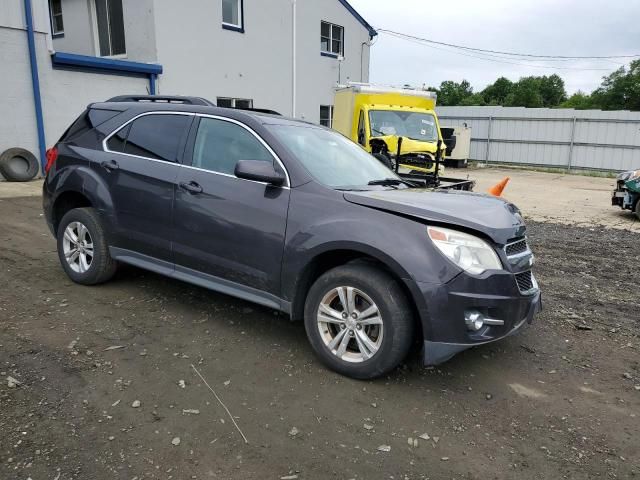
[60,108,121,142]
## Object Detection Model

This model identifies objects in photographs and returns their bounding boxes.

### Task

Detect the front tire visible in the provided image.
[635,198,640,221]
[56,208,117,285]
[304,263,414,379]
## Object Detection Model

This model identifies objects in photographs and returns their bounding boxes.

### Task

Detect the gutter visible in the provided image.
[51,52,163,95]
[23,0,47,173]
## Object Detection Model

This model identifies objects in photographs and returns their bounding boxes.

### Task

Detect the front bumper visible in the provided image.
[417,269,542,365]
[423,290,541,364]
[612,186,637,211]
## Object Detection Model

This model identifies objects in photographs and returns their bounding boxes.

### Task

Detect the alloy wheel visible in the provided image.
[316,286,384,363]
[62,221,94,274]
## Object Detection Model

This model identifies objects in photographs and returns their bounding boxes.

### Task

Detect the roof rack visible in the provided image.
[106,95,215,106]
[232,107,282,116]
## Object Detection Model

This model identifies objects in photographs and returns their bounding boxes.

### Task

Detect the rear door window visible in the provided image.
[192,117,273,175]
[110,114,191,162]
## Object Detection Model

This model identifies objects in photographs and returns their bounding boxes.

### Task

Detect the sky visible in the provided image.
[347,0,640,95]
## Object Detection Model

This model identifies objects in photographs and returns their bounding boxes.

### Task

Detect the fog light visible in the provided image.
[465,309,485,331]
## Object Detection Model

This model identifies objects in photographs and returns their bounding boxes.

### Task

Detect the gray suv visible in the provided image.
[43,96,541,379]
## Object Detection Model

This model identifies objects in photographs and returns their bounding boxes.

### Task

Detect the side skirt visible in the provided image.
[109,247,290,313]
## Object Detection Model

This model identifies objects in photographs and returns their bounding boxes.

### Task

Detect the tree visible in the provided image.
[559,91,595,110]
[481,77,513,105]
[505,77,544,108]
[458,93,486,106]
[538,74,567,107]
[436,80,473,106]
[591,60,640,111]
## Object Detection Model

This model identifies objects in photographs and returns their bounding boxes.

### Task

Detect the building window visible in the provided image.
[321,21,343,56]
[320,105,333,128]
[94,0,126,57]
[49,0,64,35]
[217,97,253,109]
[222,0,244,32]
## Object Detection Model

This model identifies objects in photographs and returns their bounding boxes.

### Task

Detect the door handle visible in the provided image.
[179,181,203,194]
[100,159,119,171]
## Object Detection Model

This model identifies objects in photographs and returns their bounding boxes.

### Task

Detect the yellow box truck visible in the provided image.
[332,83,447,175]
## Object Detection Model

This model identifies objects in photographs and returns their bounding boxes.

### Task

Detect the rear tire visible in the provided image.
[304,263,414,379]
[56,208,117,285]
[635,198,640,221]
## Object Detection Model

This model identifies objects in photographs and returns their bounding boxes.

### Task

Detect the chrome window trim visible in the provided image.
[194,113,290,187]
[101,111,291,188]
[102,111,195,164]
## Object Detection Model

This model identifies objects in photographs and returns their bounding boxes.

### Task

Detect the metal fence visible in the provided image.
[436,106,640,172]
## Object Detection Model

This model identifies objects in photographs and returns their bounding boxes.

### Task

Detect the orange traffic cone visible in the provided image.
[487,177,510,197]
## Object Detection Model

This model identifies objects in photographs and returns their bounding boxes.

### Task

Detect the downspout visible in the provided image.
[291,0,296,117]
[23,0,47,173]
[149,73,157,95]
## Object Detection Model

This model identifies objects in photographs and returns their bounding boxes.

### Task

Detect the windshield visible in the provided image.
[267,125,399,189]
[369,110,438,142]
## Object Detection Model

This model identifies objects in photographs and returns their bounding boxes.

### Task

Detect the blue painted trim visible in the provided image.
[321,51,339,59]
[222,24,244,33]
[149,73,157,95]
[336,0,377,37]
[24,0,47,173]
[51,52,163,75]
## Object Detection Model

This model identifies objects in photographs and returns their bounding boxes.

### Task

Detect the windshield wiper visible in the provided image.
[368,177,423,188]
[368,178,403,186]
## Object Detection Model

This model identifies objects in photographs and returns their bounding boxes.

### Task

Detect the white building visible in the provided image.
[0,0,376,178]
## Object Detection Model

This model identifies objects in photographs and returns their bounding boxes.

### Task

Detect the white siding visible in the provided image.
[0,19,149,179]
[152,0,371,122]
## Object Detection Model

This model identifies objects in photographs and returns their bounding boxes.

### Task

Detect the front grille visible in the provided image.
[515,271,534,292]
[505,238,528,256]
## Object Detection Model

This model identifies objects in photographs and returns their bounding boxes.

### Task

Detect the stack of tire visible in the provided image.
[0,148,40,182]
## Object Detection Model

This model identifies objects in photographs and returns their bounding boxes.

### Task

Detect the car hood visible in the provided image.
[343,188,526,245]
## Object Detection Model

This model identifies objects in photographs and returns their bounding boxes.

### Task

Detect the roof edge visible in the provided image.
[337,0,377,37]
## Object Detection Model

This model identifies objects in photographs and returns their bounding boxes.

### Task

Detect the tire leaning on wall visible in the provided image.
[0,148,40,182]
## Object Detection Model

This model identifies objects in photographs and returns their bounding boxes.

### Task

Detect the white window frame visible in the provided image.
[321,21,344,56]
[320,105,333,128]
[217,97,254,109]
[222,0,243,30]
[49,0,64,35]
[89,0,127,58]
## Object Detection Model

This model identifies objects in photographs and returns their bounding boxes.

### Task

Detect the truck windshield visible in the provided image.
[267,124,401,189]
[369,110,438,142]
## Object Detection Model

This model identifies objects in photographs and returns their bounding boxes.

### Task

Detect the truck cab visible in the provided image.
[332,84,446,174]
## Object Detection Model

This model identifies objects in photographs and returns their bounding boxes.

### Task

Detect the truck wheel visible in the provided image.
[304,263,414,379]
[635,198,640,221]
[56,208,117,285]
[0,148,39,182]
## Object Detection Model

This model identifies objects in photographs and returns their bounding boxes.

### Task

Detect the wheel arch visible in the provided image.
[52,190,93,233]
[288,244,426,342]
[49,165,115,234]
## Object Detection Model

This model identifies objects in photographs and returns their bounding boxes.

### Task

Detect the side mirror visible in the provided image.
[235,160,285,186]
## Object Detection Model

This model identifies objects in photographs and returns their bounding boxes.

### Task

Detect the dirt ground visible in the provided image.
[1,171,639,479]
[470,167,639,232]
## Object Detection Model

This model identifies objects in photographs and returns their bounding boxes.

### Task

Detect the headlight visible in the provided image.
[427,226,503,275]
[617,171,632,181]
